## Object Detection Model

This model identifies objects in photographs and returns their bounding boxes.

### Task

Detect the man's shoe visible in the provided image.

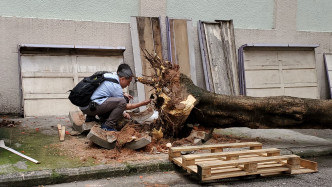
[85,115,100,123]
[100,124,117,131]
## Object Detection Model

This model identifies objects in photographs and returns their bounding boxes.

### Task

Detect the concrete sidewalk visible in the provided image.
[1,115,332,186]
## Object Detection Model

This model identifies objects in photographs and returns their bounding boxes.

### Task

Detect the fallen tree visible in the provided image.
[137,51,332,137]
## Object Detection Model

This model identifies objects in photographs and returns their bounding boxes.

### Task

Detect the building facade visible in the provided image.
[1,0,332,115]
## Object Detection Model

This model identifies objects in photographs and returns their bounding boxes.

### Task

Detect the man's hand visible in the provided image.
[123,93,133,100]
[142,99,151,106]
[125,99,151,110]
[123,111,131,119]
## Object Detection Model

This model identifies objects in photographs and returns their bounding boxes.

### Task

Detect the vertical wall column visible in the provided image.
[274,0,297,34]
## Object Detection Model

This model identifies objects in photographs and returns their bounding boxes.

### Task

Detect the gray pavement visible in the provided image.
[45,156,332,187]
[1,115,332,186]
[214,128,332,157]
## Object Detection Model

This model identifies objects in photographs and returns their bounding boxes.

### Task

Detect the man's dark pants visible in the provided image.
[81,97,126,129]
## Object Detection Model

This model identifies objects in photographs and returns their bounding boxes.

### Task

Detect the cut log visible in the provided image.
[125,136,152,150]
[60,126,66,142]
[87,125,116,150]
[69,111,98,133]
[127,105,155,124]
[87,123,152,150]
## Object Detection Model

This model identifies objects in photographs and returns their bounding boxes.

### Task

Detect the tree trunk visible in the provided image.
[137,50,332,137]
[181,74,332,130]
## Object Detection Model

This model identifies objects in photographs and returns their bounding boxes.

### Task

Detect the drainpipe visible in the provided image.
[238,44,247,96]
[17,45,23,116]
[323,53,332,99]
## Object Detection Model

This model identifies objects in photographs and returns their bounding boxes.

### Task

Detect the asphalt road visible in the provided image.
[46,156,332,187]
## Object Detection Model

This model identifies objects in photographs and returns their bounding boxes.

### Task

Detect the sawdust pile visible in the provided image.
[53,129,252,164]
[116,124,144,148]
[55,136,152,164]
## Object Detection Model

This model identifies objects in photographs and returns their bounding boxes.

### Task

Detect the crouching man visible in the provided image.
[80,64,150,131]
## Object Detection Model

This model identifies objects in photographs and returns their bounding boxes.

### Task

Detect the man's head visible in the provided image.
[117,64,133,88]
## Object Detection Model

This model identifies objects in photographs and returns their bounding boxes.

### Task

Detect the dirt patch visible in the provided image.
[0,117,20,128]
[116,124,144,148]
[207,133,255,144]
[56,136,167,164]
[55,127,254,164]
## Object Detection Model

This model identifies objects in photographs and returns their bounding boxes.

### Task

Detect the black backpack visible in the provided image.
[68,71,119,107]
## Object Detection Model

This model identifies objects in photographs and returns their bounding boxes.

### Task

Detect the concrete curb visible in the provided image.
[2,145,332,186]
[0,160,175,187]
[286,145,332,157]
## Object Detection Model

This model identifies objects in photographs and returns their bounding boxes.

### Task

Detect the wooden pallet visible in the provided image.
[169,142,317,181]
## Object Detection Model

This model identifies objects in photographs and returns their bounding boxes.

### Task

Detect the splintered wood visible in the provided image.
[169,142,317,181]
[57,124,65,142]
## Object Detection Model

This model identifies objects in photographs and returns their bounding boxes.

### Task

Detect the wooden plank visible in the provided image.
[169,19,176,64]
[57,124,62,141]
[183,148,279,160]
[202,167,290,181]
[291,168,318,174]
[170,142,317,181]
[170,142,262,153]
[197,155,299,169]
[218,20,240,95]
[151,17,163,59]
[132,17,163,101]
[202,23,215,93]
[60,126,66,142]
[204,23,227,94]
[198,21,212,91]
[300,158,317,171]
[186,20,197,85]
[200,21,239,95]
[130,17,146,107]
[182,148,280,167]
[137,17,155,101]
[244,163,258,173]
[172,157,183,167]
[169,19,195,84]
[210,163,284,175]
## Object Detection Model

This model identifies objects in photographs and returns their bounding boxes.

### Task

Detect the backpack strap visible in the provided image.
[104,78,119,84]
[93,77,120,100]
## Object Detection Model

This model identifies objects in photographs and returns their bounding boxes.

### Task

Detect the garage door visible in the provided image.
[20,46,124,117]
[243,48,319,99]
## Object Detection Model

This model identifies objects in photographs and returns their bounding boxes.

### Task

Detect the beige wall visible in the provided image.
[1,0,332,114]
[235,0,332,99]
[0,17,133,114]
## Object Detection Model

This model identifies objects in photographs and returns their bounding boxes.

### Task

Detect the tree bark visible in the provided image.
[181,74,332,130]
[138,50,332,137]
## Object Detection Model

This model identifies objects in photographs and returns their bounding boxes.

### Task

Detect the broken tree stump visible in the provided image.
[87,125,116,150]
[87,124,152,150]
[125,136,152,150]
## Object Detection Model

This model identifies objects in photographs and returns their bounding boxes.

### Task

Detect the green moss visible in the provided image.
[0,128,96,175]
[124,162,138,174]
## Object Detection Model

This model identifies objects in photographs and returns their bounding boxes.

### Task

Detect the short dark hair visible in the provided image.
[117,64,134,78]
